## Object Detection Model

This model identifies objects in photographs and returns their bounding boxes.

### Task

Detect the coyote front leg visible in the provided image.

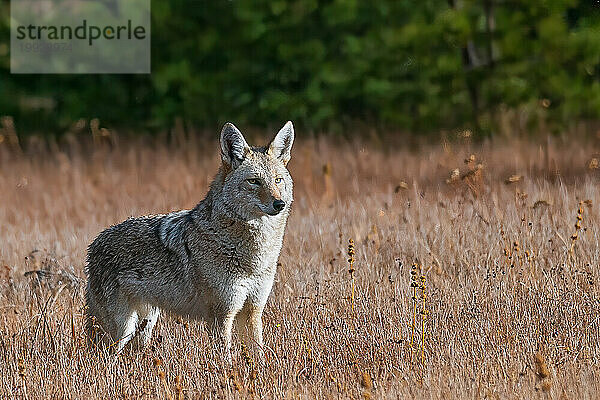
[248,306,264,350]
[235,304,265,361]
[213,312,236,361]
[236,305,264,347]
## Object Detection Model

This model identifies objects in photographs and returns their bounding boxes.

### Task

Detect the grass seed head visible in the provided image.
[348,239,355,273]
[360,371,373,389]
[541,379,552,392]
[17,358,25,378]
[535,353,550,379]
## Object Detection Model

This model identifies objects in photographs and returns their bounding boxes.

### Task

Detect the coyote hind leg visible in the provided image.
[85,287,113,348]
[110,292,140,353]
[113,309,139,353]
[135,306,160,349]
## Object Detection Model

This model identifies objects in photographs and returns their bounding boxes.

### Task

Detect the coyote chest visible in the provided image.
[189,216,285,309]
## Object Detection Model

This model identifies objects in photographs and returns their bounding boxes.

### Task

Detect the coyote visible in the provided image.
[85,122,294,354]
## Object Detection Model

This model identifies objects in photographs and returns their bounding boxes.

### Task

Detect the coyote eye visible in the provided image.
[247,178,261,186]
[275,177,283,184]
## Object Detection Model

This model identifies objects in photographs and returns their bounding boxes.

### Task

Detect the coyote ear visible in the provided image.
[220,122,250,169]
[268,121,294,165]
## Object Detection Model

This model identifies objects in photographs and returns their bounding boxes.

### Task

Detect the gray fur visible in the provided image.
[159,209,192,265]
[85,122,295,355]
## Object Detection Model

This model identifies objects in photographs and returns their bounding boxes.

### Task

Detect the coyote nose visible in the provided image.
[273,200,285,212]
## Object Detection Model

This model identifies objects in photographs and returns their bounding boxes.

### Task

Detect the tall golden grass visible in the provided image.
[1,134,599,398]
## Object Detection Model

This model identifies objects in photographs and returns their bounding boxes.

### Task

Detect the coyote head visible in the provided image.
[218,121,294,221]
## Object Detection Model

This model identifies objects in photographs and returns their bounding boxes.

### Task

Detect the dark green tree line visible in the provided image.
[1,0,599,136]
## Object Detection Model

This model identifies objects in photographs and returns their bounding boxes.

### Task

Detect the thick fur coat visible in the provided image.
[85,122,294,353]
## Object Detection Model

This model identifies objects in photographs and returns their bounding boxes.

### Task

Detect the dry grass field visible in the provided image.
[1,133,600,399]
